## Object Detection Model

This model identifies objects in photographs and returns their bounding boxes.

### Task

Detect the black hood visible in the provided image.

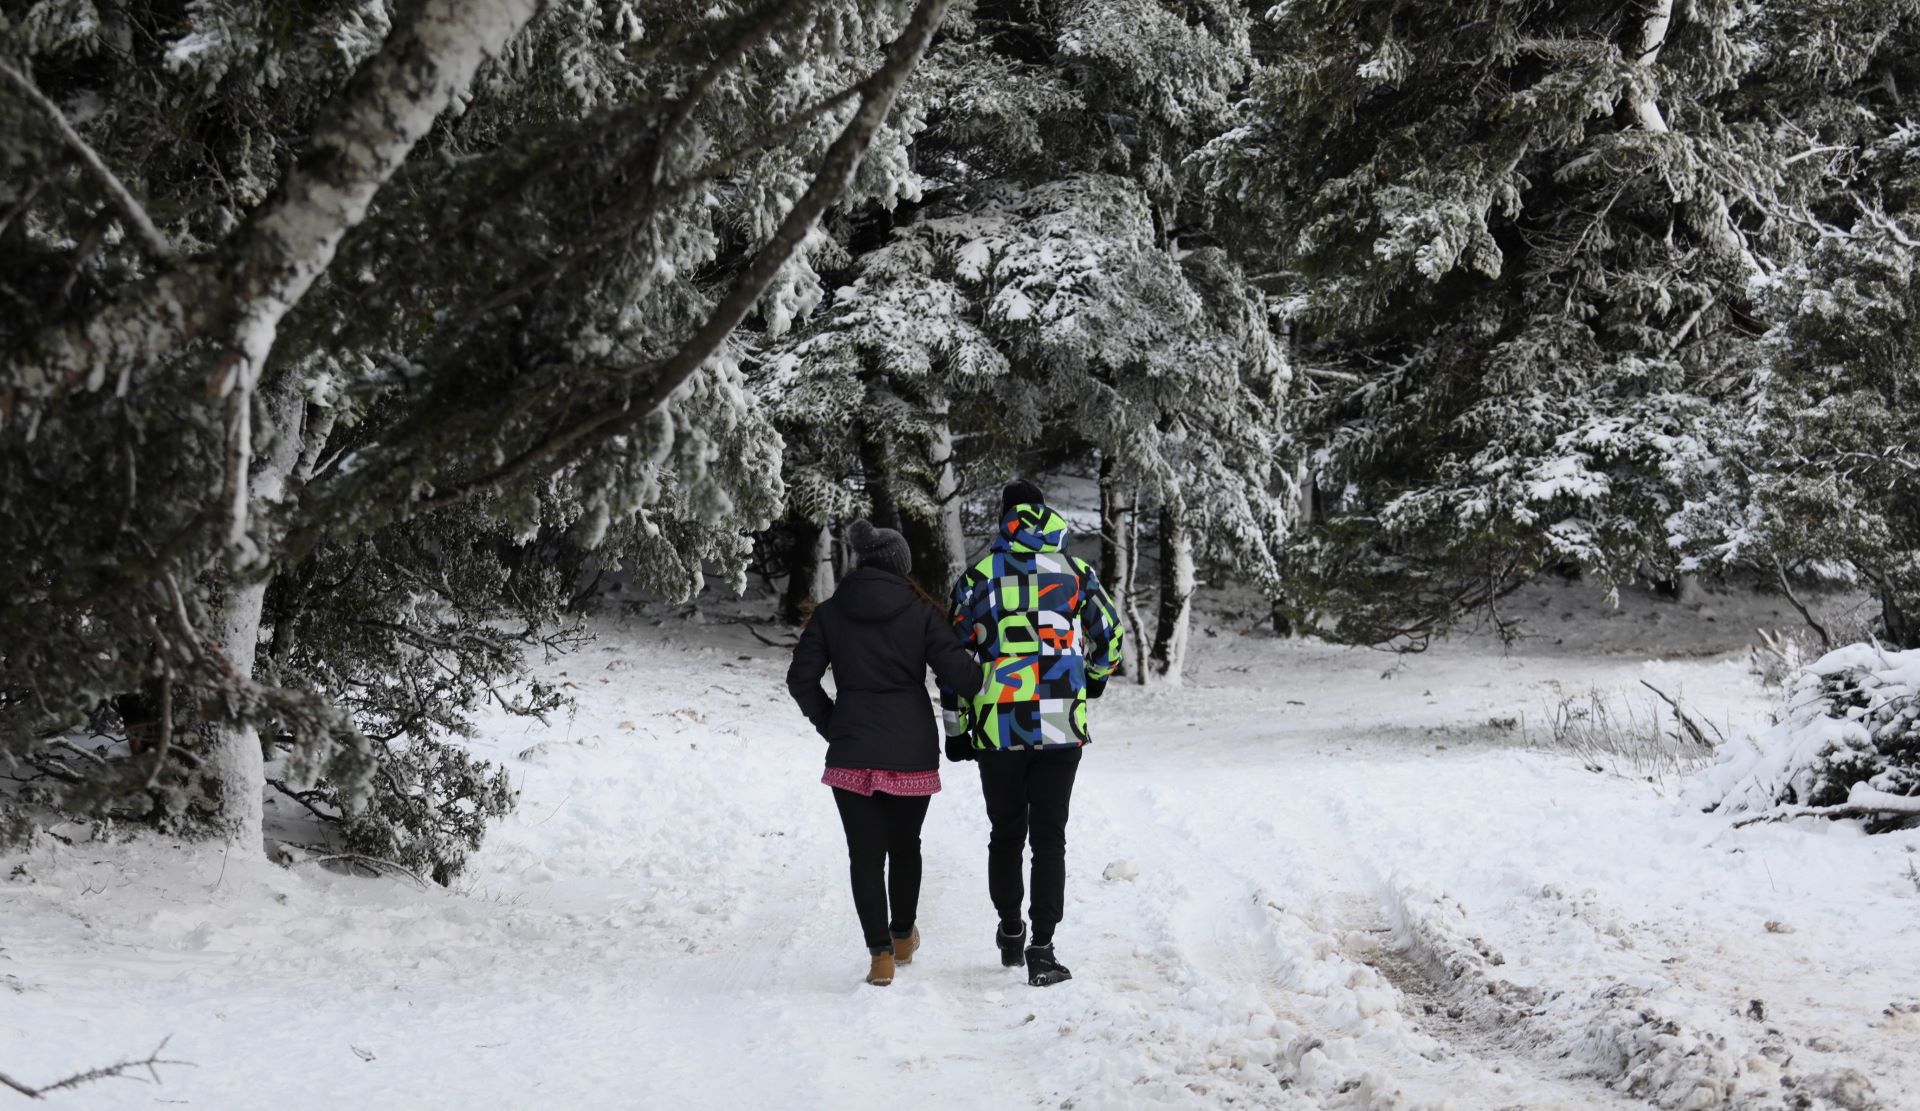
[834,566,922,623]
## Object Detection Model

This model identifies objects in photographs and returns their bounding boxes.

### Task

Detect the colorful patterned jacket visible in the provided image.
[940,503,1126,751]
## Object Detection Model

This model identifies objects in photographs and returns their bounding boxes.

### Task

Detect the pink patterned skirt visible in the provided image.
[821,766,941,796]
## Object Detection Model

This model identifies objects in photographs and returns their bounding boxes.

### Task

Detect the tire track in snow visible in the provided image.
[1307,781,1893,1111]
[1090,763,1660,1110]
[1063,777,1417,1109]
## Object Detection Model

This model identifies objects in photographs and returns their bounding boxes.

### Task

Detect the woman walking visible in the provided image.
[787,520,983,986]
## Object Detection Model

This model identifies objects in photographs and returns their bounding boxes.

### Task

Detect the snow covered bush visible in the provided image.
[1699,644,1920,830]
[338,740,517,887]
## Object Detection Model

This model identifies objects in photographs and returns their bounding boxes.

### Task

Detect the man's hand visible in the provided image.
[1085,675,1108,700]
[945,735,977,762]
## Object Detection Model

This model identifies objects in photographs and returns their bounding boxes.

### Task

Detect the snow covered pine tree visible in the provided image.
[765,0,1293,680]
[1665,10,1920,650]
[1,0,953,869]
[1199,0,1823,647]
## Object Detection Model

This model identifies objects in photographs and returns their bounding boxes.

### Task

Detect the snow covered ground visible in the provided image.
[5,582,1918,1110]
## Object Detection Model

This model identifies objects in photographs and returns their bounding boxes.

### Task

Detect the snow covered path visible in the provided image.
[6,589,1919,1109]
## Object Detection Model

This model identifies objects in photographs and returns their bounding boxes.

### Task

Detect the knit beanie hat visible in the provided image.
[1001,478,1047,517]
[847,519,912,577]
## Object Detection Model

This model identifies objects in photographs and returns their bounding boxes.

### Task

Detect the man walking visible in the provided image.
[942,479,1125,986]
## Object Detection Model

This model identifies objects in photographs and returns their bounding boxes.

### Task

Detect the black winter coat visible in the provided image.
[786,567,984,771]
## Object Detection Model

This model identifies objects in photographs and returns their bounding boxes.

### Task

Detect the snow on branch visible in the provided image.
[617,0,953,411]
[1696,643,1920,830]
[8,0,542,546]
[405,0,955,514]
[0,57,173,261]
[0,1037,192,1100]
[1732,785,1920,829]
[646,0,816,189]
[1618,0,1767,285]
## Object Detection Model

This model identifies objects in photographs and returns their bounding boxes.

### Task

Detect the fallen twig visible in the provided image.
[46,738,108,767]
[1733,801,1920,828]
[740,622,796,649]
[0,1036,191,1099]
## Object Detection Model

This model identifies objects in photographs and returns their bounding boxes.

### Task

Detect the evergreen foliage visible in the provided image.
[1704,643,1920,830]
[1668,11,1920,646]
[7,0,1920,857]
[1198,0,1825,646]
[765,0,1293,648]
[1,0,950,872]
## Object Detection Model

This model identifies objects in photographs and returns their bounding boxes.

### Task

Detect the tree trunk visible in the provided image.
[1099,461,1143,678]
[1123,485,1147,681]
[1099,458,1128,591]
[1269,457,1314,638]
[856,419,904,531]
[207,595,269,848]
[812,522,836,601]
[1629,0,1674,133]
[204,387,307,849]
[895,393,965,592]
[832,521,853,584]
[1627,0,1758,278]
[1149,504,1194,684]
[1881,587,1920,650]
[779,515,824,625]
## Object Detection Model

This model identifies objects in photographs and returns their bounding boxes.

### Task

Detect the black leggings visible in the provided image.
[832,788,932,953]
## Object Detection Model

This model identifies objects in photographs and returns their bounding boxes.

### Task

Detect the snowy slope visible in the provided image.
[4,585,1917,1110]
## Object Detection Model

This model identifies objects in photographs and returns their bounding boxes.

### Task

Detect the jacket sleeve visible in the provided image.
[924,607,983,700]
[1074,558,1126,682]
[937,567,989,738]
[785,612,834,740]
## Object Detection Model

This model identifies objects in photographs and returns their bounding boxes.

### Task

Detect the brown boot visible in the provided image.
[892,927,921,965]
[866,949,895,987]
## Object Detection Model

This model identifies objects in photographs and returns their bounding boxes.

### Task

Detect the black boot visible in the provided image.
[996,923,1026,968]
[1025,944,1072,987]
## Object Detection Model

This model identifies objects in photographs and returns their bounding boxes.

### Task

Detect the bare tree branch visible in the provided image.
[677,80,867,191]
[441,0,830,333]
[1773,557,1832,649]
[0,56,174,260]
[1854,195,1920,249]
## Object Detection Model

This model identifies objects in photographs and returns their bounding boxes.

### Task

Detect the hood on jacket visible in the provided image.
[833,565,923,622]
[996,503,1070,554]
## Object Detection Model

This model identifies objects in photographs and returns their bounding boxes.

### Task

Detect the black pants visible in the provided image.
[832,788,932,953]
[977,747,1082,945]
